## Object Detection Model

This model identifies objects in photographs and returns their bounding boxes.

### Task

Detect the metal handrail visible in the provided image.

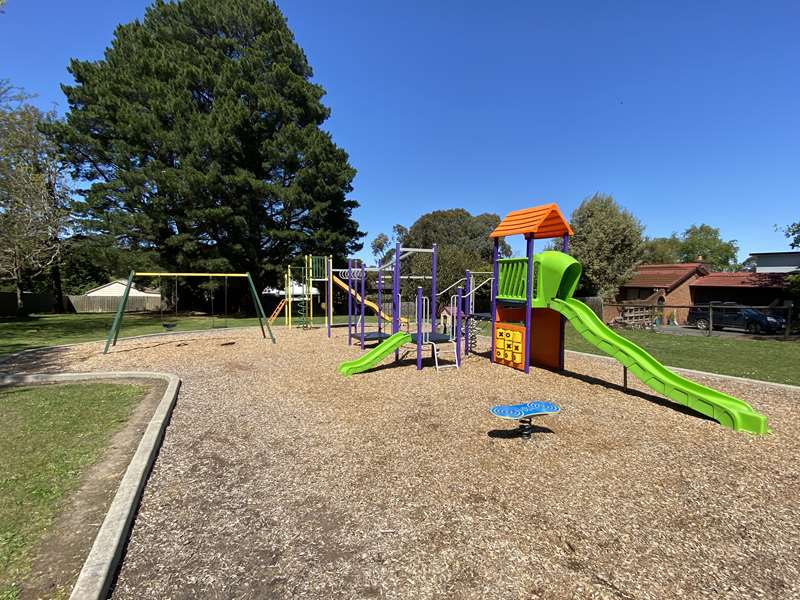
[449,294,457,340]
[437,278,466,296]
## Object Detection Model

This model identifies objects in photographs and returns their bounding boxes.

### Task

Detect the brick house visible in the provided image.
[608,263,709,324]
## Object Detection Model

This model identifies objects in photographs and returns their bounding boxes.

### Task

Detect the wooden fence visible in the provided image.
[67,295,161,313]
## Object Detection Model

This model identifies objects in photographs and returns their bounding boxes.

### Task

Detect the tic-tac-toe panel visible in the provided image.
[493,322,526,371]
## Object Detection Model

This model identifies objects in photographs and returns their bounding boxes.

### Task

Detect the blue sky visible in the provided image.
[2,0,798,262]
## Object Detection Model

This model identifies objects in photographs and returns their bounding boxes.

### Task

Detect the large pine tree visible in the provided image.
[52,0,362,285]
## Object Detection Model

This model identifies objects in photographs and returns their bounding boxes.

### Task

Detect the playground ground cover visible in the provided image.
[3,313,798,386]
[0,382,150,600]
[1,327,798,599]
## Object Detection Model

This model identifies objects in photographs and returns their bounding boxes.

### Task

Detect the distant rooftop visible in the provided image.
[748,251,800,274]
[691,272,788,288]
[621,263,708,292]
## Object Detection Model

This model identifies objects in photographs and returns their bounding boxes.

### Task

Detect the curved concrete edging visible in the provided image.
[0,371,181,600]
[565,349,800,392]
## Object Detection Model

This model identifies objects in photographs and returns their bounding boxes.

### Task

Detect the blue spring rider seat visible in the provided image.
[490,401,560,438]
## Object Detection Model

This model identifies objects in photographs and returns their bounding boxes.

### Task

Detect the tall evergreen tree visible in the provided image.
[51,0,362,287]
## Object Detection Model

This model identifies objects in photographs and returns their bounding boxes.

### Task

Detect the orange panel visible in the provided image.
[530,308,562,370]
[496,305,525,323]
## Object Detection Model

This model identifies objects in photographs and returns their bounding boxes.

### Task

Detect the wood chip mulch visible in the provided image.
[3,327,799,599]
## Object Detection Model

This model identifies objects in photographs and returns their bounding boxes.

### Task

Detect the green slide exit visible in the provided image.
[338,332,412,377]
[548,297,769,435]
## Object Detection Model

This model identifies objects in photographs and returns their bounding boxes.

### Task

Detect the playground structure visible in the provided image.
[280,245,484,373]
[484,203,768,434]
[489,204,573,372]
[336,243,492,374]
[283,255,333,332]
[334,202,769,434]
[279,254,406,334]
[103,271,275,354]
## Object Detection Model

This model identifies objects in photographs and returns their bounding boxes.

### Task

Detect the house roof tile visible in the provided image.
[621,263,707,292]
[690,272,788,288]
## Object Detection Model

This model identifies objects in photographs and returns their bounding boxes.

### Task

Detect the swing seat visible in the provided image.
[489,401,560,420]
[162,322,177,331]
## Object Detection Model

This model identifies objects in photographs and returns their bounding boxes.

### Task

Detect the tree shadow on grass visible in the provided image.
[0,345,73,374]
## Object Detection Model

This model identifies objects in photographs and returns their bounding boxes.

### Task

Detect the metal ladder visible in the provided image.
[268,298,287,325]
[296,297,310,329]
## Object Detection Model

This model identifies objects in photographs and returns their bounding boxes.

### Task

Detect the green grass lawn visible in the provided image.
[0,383,147,600]
[0,313,379,358]
[565,323,800,386]
[0,313,268,357]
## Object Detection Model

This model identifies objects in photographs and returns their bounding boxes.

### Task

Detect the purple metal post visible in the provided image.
[347,258,352,346]
[393,242,401,335]
[431,243,437,333]
[416,286,423,370]
[490,238,499,364]
[394,242,401,361]
[456,286,462,365]
[360,262,366,350]
[326,256,332,338]
[463,269,470,356]
[377,265,382,334]
[524,235,535,374]
[559,234,570,370]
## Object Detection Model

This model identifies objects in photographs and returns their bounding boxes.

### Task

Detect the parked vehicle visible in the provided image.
[687,303,786,334]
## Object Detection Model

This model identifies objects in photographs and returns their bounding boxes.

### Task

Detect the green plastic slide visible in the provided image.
[548,297,769,434]
[338,332,412,377]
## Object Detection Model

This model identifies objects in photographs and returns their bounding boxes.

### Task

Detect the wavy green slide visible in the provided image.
[338,332,412,377]
[548,297,769,434]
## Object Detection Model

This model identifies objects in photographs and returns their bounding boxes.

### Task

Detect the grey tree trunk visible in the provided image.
[51,261,66,313]
[15,276,25,316]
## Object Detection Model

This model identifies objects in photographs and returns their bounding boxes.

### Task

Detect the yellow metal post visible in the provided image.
[287,266,293,328]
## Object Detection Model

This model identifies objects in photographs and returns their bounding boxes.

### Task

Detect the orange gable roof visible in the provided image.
[490,203,574,239]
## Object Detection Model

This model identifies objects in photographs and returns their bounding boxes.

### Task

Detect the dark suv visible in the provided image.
[687,303,786,334]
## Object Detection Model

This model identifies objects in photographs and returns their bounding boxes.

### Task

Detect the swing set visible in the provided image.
[103,270,276,354]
